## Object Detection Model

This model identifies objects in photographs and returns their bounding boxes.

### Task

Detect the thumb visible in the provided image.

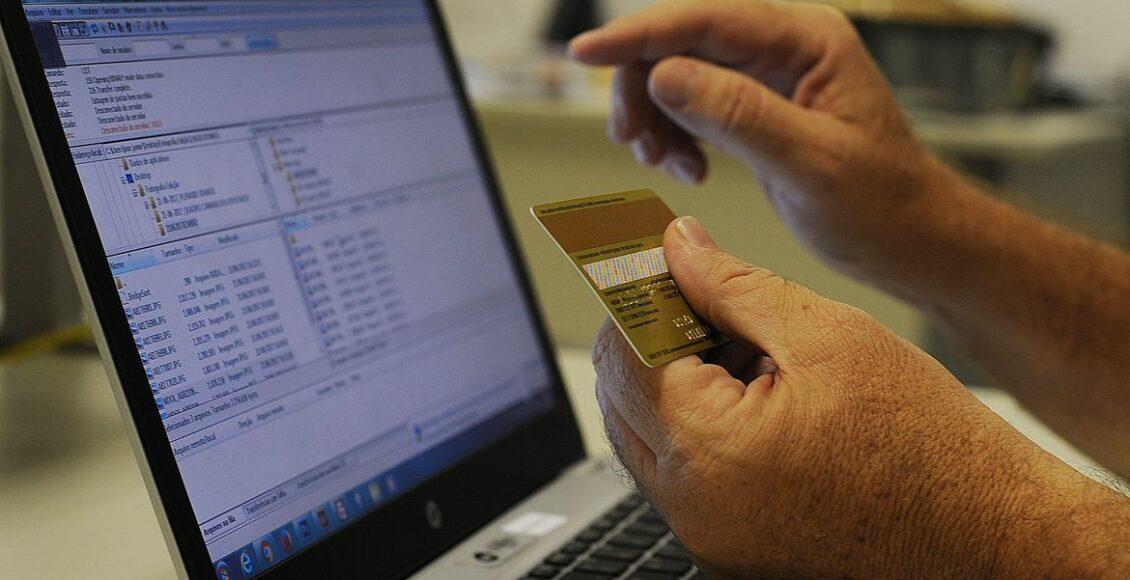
[663,216,832,363]
[647,56,821,166]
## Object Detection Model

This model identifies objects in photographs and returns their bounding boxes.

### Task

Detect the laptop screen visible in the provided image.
[20,1,557,576]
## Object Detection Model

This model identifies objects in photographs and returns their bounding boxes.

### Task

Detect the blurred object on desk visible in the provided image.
[993,0,1130,103]
[440,0,625,102]
[0,77,86,348]
[543,0,601,48]
[459,56,598,102]
[0,352,175,579]
[819,0,1017,23]
[518,0,604,100]
[857,19,1052,112]
[438,0,650,64]
[0,352,121,469]
[0,75,101,469]
[820,0,1055,112]
[441,0,1130,106]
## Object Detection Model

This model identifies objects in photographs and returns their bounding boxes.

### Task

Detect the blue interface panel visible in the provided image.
[21,2,556,576]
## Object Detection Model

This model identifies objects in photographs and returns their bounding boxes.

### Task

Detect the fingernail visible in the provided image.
[675,216,715,248]
[755,356,779,376]
[568,30,599,57]
[631,134,658,165]
[631,140,647,165]
[608,107,629,143]
[670,157,701,185]
[650,59,700,109]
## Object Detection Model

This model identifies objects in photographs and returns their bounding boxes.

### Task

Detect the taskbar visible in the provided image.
[210,392,554,579]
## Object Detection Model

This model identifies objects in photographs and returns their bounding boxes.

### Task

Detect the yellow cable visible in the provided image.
[0,324,94,365]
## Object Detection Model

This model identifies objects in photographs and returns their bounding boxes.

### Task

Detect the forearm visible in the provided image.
[861,160,1130,475]
[991,457,1130,578]
[919,420,1130,579]
[879,403,1130,579]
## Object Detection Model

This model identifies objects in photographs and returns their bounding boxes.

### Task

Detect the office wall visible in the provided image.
[437,0,649,61]
[436,0,548,62]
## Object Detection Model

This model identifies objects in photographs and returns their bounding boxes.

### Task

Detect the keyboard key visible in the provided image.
[591,546,642,562]
[545,552,575,566]
[636,509,666,525]
[618,495,645,510]
[526,564,561,578]
[560,573,610,580]
[639,557,692,575]
[654,544,691,561]
[624,522,668,537]
[625,573,679,580]
[607,533,657,550]
[575,530,604,543]
[585,525,613,538]
[607,504,635,518]
[589,517,619,531]
[575,558,629,576]
[561,542,589,555]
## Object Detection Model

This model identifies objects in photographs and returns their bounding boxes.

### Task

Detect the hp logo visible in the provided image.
[425,500,443,529]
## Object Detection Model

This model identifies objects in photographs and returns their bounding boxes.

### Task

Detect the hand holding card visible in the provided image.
[531,190,725,367]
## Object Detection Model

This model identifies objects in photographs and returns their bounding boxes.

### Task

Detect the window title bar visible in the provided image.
[24,1,420,21]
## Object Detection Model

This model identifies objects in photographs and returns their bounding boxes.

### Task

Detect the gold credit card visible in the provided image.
[531,189,725,367]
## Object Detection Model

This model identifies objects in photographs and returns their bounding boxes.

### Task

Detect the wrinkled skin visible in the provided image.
[574,2,1130,577]
[571,0,957,281]
[592,219,1102,578]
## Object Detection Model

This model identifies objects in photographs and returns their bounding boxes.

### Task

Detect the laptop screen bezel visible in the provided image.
[0,1,587,577]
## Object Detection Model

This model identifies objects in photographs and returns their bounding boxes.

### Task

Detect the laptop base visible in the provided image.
[413,458,631,579]
[416,458,707,580]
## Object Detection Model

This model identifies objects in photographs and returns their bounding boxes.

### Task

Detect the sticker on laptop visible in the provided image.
[502,511,567,537]
[456,512,567,568]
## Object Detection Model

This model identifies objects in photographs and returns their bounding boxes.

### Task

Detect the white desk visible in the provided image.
[0,350,1103,579]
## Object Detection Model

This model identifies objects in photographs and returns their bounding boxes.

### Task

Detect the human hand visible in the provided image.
[592,217,1097,578]
[570,0,965,280]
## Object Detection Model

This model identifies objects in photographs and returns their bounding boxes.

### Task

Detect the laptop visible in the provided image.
[0,1,703,578]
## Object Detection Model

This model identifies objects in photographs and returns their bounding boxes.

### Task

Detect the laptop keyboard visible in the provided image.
[520,493,704,580]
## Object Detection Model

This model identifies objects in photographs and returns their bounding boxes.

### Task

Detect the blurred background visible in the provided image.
[437,0,1130,381]
[2,0,1129,487]
[1,1,1127,574]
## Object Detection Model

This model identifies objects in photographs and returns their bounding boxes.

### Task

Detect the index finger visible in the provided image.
[568,0,827,68]
[591,319,746,454]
